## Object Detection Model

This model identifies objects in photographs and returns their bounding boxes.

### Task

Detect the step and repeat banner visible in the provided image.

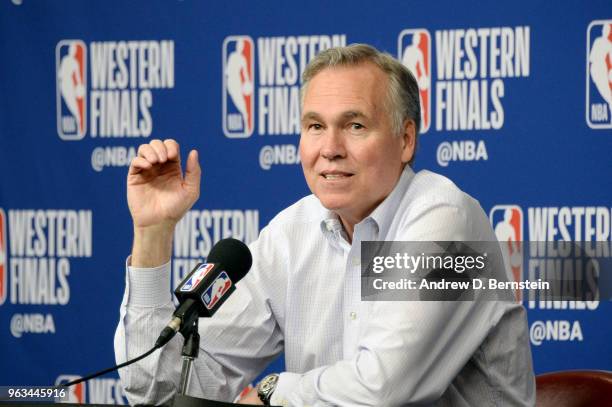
[1,0,610,404]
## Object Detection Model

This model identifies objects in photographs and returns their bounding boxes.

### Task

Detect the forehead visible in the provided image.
[303,63,388,115]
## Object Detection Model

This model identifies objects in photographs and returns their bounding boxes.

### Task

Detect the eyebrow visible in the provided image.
[301,110,369,123]
[341,111,367,120]
[301,112,322,122]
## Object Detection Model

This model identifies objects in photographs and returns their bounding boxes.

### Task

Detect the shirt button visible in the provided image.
[349,311,357,320]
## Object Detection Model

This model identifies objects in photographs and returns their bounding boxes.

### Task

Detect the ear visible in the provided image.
[400,119,416,164]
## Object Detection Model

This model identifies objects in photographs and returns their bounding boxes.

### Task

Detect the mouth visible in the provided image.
[320,171,354,180]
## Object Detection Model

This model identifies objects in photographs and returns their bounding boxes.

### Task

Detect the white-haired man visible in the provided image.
[115,44,535,406]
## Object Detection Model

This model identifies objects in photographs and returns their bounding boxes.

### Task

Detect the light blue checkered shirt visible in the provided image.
[115,166,535,406]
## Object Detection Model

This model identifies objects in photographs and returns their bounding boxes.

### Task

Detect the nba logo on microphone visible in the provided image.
[55,375,86,403]
[398,29,431,133]
[180,263,215,292]
[586,20,612,129]
[489,205,524,300]
[56,40,87,140]
[0,208,6,305]
[222,36,255,138]
[202,271,232,310]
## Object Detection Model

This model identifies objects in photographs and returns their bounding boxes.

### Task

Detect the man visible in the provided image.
[115,44,535,406]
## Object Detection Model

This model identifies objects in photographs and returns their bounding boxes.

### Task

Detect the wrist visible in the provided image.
[131,223,175,268]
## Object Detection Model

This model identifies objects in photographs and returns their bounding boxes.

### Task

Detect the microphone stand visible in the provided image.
[172,304,247,406]
[179,318,200,395]
[172,314,265,406]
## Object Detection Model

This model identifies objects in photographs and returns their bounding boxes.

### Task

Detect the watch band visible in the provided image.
[257,373,279,405]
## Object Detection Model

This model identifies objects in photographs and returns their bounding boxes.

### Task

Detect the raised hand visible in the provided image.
[127,139,201,267]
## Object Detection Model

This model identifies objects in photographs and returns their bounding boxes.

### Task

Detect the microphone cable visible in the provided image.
[60,345,159,387]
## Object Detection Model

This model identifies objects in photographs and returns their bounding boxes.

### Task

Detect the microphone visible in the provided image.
[155,238,253,348]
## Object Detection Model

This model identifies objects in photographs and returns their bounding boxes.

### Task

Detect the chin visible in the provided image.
[315,195,348,212]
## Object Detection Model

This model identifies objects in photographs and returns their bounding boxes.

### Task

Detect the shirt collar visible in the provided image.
[368,165,415,238]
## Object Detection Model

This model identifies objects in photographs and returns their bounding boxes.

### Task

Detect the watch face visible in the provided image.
[258,374,279,402]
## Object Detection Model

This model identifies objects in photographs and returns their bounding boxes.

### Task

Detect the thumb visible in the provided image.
[184,149,201,196]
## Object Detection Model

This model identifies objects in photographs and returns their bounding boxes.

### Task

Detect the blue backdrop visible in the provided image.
[0,0,610,404]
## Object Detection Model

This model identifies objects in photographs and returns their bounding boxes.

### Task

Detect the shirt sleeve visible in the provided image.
[271,202,517,406]
[113,258,179,405]
[114,233,285,406]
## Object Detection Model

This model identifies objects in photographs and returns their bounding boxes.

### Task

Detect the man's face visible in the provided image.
[300,62,415,227]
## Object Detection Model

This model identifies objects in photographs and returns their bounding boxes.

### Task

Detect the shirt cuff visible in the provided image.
[270,372,302,407]
[126,256,172,307]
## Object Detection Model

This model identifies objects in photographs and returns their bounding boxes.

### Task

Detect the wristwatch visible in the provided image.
[257,373,279,405]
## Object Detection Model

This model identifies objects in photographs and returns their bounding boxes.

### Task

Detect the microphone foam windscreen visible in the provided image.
[207,238,253,282]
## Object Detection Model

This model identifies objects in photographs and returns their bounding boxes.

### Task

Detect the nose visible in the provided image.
[321,128,346,161]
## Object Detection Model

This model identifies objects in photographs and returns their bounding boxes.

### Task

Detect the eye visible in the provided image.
[306,123,324,134]
[347,122,366,134]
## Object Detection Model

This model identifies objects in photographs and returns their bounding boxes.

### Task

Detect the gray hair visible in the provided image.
[301,44,421,164]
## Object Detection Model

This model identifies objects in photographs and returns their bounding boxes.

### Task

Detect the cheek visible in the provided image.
[299,142,317,180]
[360,150,402,184]
[298,138,310,161]
[299,140,319,169]
[361,148,397,170]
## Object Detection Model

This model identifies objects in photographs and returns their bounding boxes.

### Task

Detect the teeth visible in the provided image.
[324,174,347,179]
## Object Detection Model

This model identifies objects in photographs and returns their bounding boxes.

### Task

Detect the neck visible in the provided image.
[341,220,354,243]
[338,213,363,244]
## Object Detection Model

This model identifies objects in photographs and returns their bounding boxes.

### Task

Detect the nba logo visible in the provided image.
[0,208,6,305]
[222,36,255,138]
[202,271,232,310]
[398,29,431,133]
[56,40,87,140]
[180,263,215,292]
[489,205,524,300]
[586,20,612,129]
[55,375,86,403]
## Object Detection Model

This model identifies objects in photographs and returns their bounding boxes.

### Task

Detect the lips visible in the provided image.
[320,170,354,180]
